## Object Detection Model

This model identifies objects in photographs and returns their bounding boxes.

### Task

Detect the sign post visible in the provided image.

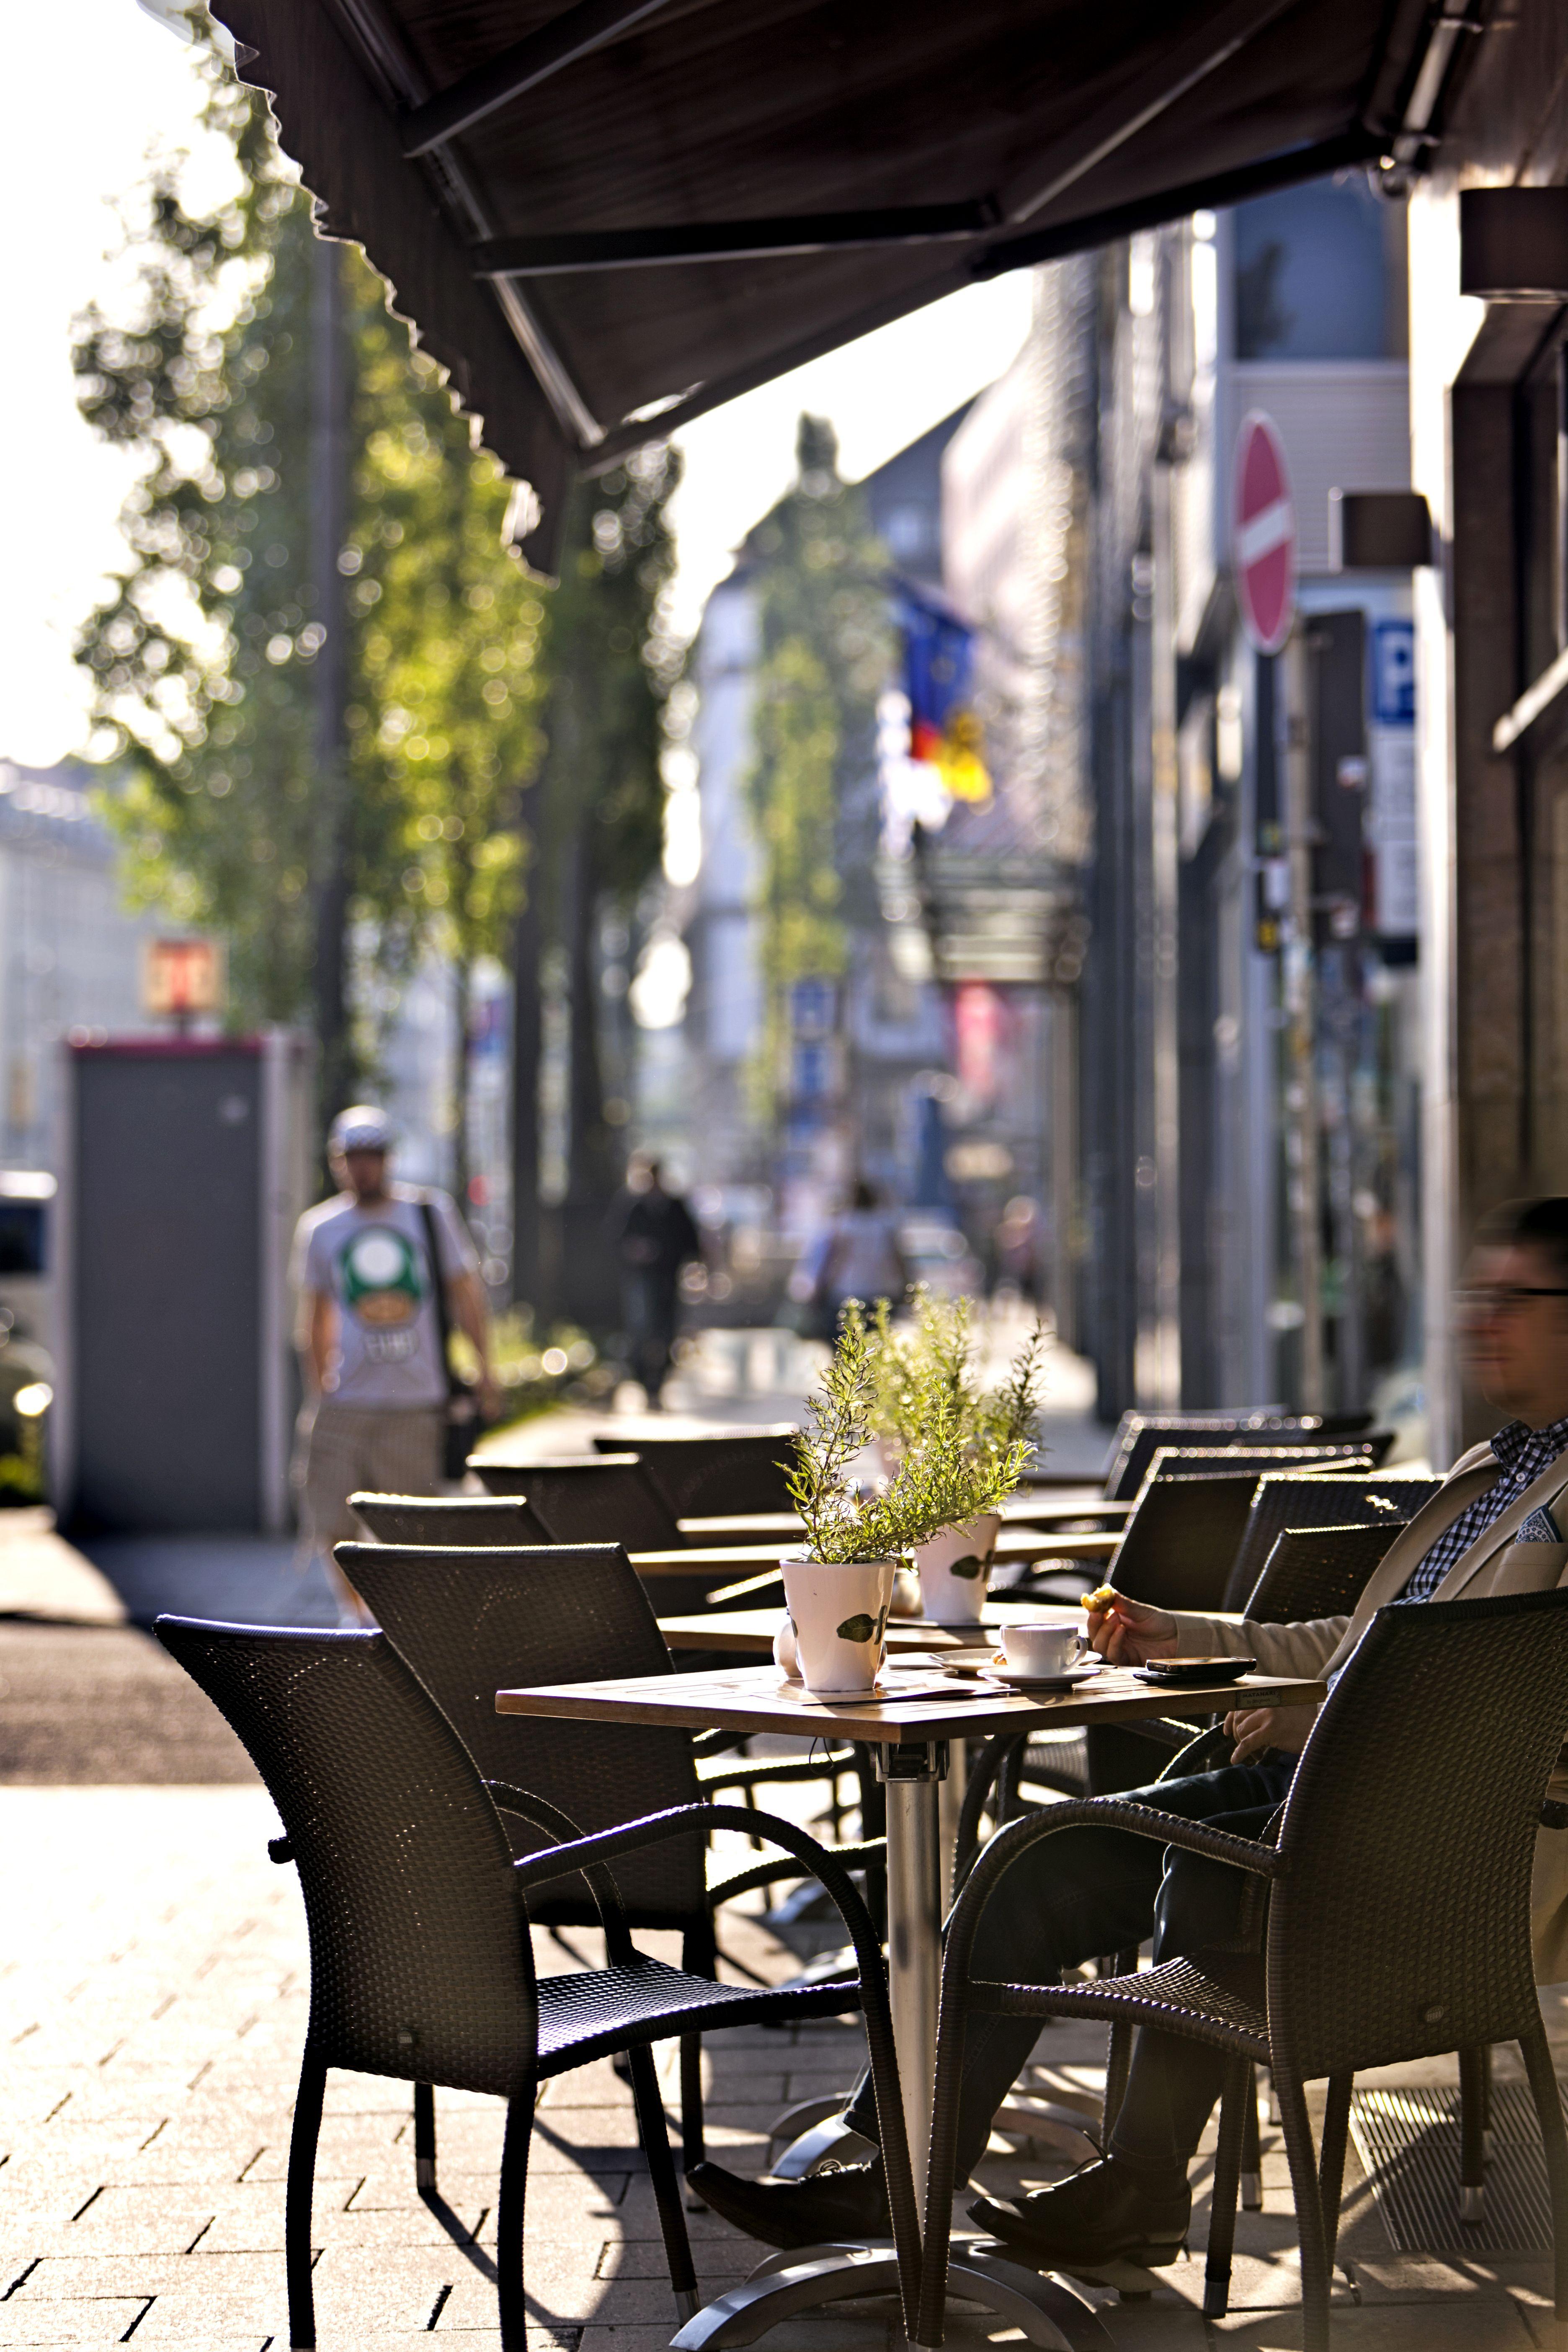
[1233,413,1320,1403]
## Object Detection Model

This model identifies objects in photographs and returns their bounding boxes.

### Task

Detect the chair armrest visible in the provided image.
[486,1780,640,1960]
[1542,1798,1568,1830]
[707,1837,885,1908]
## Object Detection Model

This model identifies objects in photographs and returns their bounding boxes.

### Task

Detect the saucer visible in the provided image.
[979,1657,1103,1692]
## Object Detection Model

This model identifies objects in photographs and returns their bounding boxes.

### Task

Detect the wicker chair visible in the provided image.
[1243,1520,1407,1624]
[349,1491,555,1546]
[337,1537,881,2171]
[152,1618,920,2352]
[1103,1413,1380,1502]
[472,1452,683,1546]
[918,1586,1568,2352]
[1222,1471,1442,1610]
[593,1427,799,1518]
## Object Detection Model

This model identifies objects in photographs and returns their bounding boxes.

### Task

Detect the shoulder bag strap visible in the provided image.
[418,1194,459,1397]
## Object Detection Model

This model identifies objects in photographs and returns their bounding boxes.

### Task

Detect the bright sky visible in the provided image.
[0,0,1032,768]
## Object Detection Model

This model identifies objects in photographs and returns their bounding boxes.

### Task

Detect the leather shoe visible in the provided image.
[969,2155,1190,2270]
[685,2156,889,2250]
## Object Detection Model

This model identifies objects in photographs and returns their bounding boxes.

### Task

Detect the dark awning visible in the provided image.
[210,0,1454,570]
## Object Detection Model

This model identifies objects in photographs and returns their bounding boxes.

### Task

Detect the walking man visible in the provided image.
[608,1152,701,1406]
[291,1106,496,1615]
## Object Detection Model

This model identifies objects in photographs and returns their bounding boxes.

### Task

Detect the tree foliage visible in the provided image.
[744,416,890,1121]
[72,43,544,1073]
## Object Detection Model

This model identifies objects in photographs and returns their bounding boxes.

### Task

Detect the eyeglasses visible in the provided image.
[1456,1287,1568,1318]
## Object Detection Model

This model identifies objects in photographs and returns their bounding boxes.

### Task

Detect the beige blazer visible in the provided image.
[1169,1442,1568,1980]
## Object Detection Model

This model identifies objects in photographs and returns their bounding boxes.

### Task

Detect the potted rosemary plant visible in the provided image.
[868,1292,1050,1623]
[777,1302,1040,1691]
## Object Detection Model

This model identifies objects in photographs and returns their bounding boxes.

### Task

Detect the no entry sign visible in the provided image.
[1233,412,1295,654]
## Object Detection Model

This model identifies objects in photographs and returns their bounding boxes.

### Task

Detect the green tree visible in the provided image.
[73,44,543,1163]
[744,416,889,1129]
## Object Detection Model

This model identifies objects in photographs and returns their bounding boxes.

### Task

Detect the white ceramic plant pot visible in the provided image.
[915,1512,1002,1625]
[779,1554,897,1697]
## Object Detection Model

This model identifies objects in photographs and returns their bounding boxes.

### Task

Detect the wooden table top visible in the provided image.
[658,1604,1088,1653]
[496,1658,1327,1747]
[627,1528,1120,1577]
[678,1495,1131,1537]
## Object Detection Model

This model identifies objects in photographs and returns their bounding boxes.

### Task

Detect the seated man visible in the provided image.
[689,1195,1568,2268]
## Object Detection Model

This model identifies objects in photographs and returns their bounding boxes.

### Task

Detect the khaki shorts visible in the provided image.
[295,1399,446,1554]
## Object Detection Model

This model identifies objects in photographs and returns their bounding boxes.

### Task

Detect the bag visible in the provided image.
[419,1197,489,1481]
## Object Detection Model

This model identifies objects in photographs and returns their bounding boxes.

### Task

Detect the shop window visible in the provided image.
[1233,178,1406,362]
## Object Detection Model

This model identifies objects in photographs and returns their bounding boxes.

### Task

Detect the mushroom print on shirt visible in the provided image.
[291,1184,481,1408]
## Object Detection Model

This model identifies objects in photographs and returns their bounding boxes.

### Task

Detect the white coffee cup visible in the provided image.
[1000,1622,1083,1676]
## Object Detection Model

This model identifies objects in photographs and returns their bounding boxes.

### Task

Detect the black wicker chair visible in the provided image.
[1221,1471,1442,1610]
[918,1586,1568,2352]
[1102,1413,1380,1502]
[350,1491,555,1546]
[1242,1519,1408,1624]
[336,1538,880,2171]
[593,1427,799,1518]
[472,1453,683,1547]
[153,1617,921,2352]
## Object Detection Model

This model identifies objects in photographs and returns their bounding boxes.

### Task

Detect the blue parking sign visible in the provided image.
[1373,620,1415,727]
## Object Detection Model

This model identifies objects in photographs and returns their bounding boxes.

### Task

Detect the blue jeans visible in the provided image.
[844,1753,1296,2182]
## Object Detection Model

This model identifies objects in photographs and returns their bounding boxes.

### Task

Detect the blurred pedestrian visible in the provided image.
[993,1194,1043,1304]
[290,1106,496,1618]
[797,1179,908,1334]
[608,1152,701,1406]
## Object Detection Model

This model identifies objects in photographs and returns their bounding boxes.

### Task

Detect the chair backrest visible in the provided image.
[1104,1415,1382,1501]
[1242,1521,1404,1624]
[1104,1474,1268,1610]
[1269,1587,1568,2078]
[600,1427,800,1518]
[337,1540,707,1924]
[154,1619,534,2097]
[472,1455,682,1550]
[350,1492,554,1546]
[1221,1470,1443,1608]
[1136,1442,1380,1499]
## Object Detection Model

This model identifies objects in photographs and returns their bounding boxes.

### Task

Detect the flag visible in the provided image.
[898,589,991,803]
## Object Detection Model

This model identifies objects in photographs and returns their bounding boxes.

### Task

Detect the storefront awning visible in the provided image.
[211,0,1451,570]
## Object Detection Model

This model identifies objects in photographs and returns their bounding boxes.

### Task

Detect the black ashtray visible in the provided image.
[1133,1655,1257,1686]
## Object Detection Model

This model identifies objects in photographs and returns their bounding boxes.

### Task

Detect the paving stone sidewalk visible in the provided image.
[4,1763,1567,2351]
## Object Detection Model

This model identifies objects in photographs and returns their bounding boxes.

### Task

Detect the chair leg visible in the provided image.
[680,1921,716,2173]
[1273,2066,1331,2352]
[286,2050,326,2352]
[1204,2053,1252,2317]
[496,2084,534,2352]
[1459,2043,1488,2221]
[626,2042,699,2322]
[1318,2072,1352,2275]
[1522,2022,1568,2345]
[413,2080,436,2195]
[1100,1950,1139,2139]
[1241,2064,1264,2209]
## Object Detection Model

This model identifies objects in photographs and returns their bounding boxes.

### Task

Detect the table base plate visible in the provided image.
[668,2236,1114,2350]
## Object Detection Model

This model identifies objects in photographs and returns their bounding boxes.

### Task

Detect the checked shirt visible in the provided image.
[1398,1415,1568,1603]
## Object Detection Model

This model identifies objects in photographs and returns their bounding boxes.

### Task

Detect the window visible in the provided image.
[1233,178,1406,362]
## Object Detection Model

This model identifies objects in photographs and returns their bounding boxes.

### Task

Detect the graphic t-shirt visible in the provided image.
[291,1185,480,1408]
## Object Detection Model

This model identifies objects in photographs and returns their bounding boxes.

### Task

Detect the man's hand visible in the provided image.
[1225,1703,1319,1766]
[1084,1591,1179,1666]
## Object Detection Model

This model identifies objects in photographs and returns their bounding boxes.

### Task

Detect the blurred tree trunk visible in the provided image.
[309,236,352,1159]
[511,861,542,1313]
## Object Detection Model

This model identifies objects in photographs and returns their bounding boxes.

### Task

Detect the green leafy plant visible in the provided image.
[785,1298,1044,1563]
[865,1287,1050,1484]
